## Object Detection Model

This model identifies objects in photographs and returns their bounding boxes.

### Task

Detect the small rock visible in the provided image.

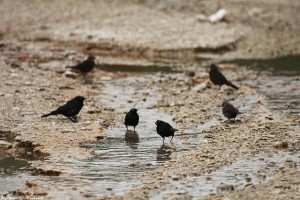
[26,181,37,188]
[217,183,234,192]
[185,70,195,77]
[11,62,20,68]
[101,76,112,81]
[274,141,288,149]
[208,9,228,23]
[265,116,273,120]
[244,183,254,188]
[64,71,77,79]
[192,82,208,92]
[80,127,91,131]
[61,129,76,133]
[96,135,105,140]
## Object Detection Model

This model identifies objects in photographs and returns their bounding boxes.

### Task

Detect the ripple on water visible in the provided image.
[0,157,34,194]
[78,77,216,197]
[151,151,300,199]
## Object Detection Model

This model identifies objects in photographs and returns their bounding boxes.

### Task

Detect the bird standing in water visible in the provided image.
[155,120,178,143]
[67,55,95,77]
[209,64,238,89]
[124,108,139,131]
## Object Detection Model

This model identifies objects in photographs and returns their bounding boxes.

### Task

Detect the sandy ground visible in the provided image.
[1,0,300,62]
[0,0,300,199]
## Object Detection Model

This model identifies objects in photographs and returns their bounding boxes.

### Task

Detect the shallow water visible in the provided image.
[79,77,216,196]
[1,55,299,198]
[96,64,179,74]
[225,55,300,115]
[151,151,300,199]
[0,157,34,194]
[227,55,300,76]
[0,75,216,198]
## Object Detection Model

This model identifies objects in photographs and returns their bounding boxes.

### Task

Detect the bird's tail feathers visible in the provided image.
[226,81,239,90]
[41,110,58,118]
[173,128,179,132]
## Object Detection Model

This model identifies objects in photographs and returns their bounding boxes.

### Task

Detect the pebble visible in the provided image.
[64,71,77,79]
[274,141,288,149]
[101,76,112,81]
[217,183,234,192]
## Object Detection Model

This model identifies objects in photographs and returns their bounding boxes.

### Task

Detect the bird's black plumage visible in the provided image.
[41,96,85,122]
[124,108,139,131]
[67,55,95,75]
[209,64,238,89]
[221,101,241,121]
[155,120,178,143]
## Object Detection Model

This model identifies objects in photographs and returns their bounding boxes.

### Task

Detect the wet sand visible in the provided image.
[0,0,300,199]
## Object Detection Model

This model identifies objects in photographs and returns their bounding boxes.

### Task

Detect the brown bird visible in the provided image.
[67,55,95,77]
[221,101,242,121]
[209,64,238,89]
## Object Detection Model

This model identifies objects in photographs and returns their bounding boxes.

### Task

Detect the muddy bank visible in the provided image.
[0,42,116,165]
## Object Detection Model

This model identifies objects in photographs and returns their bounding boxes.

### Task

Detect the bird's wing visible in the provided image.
[224,104,239,114]
[215,69,227,82]
[55,103,70,113]
[75,61,85,70]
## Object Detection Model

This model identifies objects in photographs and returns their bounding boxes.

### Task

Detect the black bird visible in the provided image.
[124,108,139,131]
[41,96,85,122]
[209,64,238,89]
[155,120,178,143]
[221,101,242,121]
[67,55,95,76]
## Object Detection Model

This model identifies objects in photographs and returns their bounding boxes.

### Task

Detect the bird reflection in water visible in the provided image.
[125,130,139,149]
[156,144,175,162]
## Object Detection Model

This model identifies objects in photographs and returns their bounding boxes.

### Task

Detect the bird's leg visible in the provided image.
[126,126,128,131]
[170,135,174,142]
[134,126,136,132]
[163,138,165,144]
[69,117,77,123]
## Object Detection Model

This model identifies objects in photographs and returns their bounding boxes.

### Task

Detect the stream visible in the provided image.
[1,55,300,198]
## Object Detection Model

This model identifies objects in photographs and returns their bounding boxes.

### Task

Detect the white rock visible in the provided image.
[208,9,228,23]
